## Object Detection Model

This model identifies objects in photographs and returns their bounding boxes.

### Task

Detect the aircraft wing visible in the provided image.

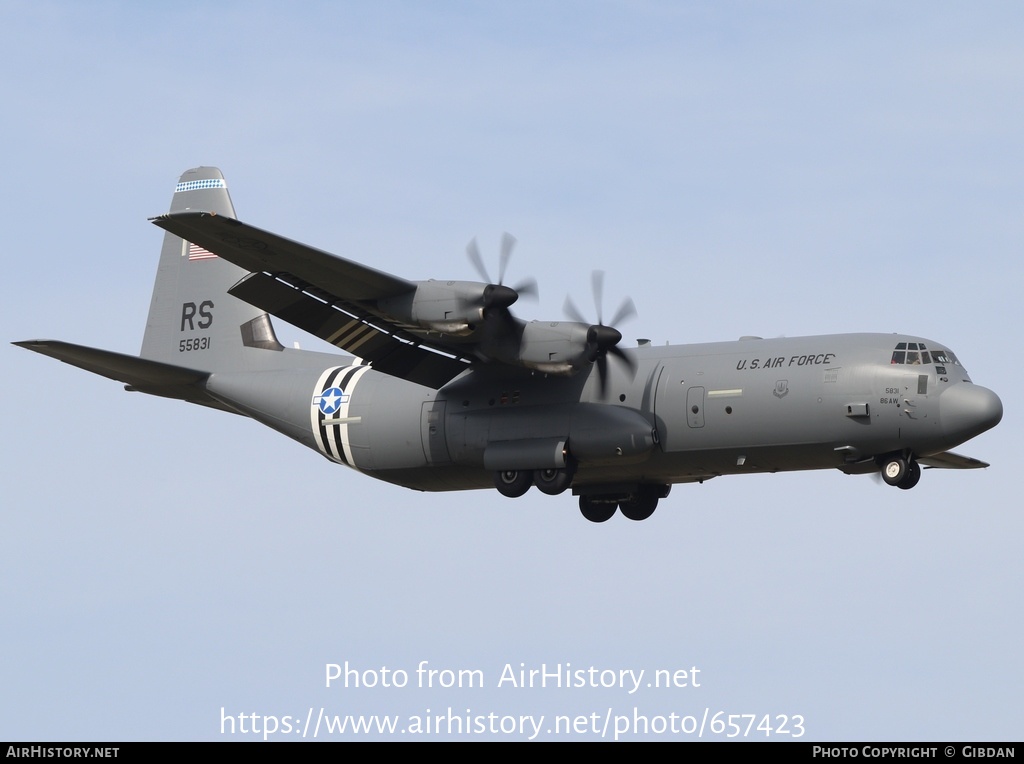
[918,451,990,470]
[151,212,475,388]
[151,211,414,301]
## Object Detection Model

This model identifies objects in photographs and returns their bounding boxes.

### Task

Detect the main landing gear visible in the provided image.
[493,462,577,498]
[879,454,922,490]
[578,485,669,523]
[493,470,533,498]
[579,495,617,523]
[534,467,575,496]
[493,467,668,522]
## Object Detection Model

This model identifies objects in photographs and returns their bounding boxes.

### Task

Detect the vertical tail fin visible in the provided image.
[140,167,282,372]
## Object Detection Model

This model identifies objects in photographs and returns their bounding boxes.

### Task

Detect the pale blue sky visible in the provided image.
[2,1,1021,740]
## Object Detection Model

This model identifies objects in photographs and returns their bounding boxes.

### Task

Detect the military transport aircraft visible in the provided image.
[15,167,1003,522]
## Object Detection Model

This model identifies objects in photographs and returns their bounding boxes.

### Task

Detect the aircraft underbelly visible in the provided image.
[572,443,846,485]
[360,465,492,492]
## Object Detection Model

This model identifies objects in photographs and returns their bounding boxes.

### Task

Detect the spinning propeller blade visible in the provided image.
[564,270,637,397]
[466,233,538,310]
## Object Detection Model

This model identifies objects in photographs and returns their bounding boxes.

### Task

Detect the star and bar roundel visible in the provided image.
[310,365,371,467]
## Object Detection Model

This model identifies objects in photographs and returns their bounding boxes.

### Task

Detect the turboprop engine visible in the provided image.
[375,279,518,336]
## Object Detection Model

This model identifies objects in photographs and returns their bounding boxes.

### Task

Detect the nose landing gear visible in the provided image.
[879,454,922,490]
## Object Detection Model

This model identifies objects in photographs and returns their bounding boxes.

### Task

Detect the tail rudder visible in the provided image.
[140,166,282,372]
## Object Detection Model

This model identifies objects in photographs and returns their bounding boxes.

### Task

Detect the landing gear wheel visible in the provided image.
[494,470,532,498]
[534,465,574,496]
[579,496,617,523]
[619,490,658,521]
[881,457,907,486]
[897,460,921,490]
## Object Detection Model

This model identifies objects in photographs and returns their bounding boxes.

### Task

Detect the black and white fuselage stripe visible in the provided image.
[310,364,371,467]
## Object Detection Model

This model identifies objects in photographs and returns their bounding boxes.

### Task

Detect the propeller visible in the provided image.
[466,233,539,311]
[563,270,638,397]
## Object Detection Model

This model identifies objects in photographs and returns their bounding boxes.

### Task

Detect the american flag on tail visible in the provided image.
[184,241,217,261]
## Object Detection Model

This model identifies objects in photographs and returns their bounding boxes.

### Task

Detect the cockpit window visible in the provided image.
[892,344,957,366]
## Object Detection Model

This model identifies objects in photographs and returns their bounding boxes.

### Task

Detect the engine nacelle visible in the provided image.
[376,284,610,378]
[377,280,502,336]
[515,321,595,375]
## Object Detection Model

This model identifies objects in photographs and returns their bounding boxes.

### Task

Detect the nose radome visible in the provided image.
[940,383,1003,441]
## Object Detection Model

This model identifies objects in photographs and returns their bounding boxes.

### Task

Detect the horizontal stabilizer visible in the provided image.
[13,340,230,411]
[918,451,990,470]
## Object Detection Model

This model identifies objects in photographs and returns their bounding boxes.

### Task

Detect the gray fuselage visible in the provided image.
[203,332,1001,494]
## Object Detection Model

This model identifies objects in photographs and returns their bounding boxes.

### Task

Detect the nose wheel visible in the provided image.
[880,455,922,490]
[881,457,907,485]
[897,460,921,490]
